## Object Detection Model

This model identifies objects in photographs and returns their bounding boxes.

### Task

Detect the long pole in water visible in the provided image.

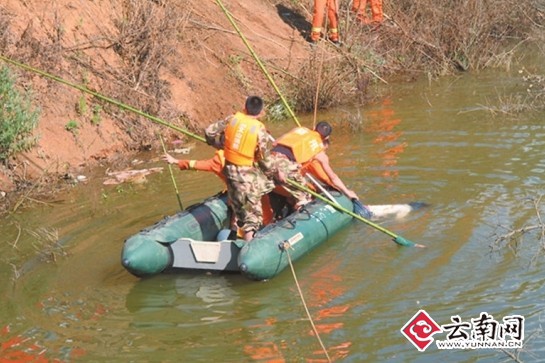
[158,134,184,211]
[286,178,425,248]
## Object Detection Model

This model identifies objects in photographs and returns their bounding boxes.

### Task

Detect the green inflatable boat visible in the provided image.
[121,189,424,280]
[121,190,354,280]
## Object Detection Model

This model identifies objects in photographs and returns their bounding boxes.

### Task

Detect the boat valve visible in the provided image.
[278,240,291,251]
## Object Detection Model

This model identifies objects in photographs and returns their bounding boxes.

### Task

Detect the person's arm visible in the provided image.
[256,127,280,179]
[163,153,191,169]
[190,153,223,176]
[162,152,223,177]
[314,151,359,200]
[204,117,228,149]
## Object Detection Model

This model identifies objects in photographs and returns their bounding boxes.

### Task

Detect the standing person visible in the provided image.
[161,149,274,230]
[204,96,278,242]
[310,0,340,44]
[273,122,358,200]
[352,0,384,25]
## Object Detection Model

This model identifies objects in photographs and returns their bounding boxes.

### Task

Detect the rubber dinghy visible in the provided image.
[121,190,423,280]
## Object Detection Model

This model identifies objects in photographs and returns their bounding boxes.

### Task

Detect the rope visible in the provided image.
[282,242,332,362]
[158,134,184,211]
[214,0,301,127]
[311,0,339,128]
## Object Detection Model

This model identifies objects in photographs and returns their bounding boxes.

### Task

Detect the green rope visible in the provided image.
[0,55,205,143]
[214,0,301,127]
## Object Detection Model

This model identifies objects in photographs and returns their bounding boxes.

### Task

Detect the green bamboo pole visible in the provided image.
[0,55,205,143]
[158,134,184,211]
[214,0,301,127]
[286,178,425,248]
[0,55,422,248]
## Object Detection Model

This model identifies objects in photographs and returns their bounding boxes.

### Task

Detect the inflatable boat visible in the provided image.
[121,190,423,280]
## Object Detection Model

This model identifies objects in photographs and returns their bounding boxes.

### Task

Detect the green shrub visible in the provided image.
[0,66,40,163]
[76,94,87,116]
[91,104,102,125]
[65,119,79,134]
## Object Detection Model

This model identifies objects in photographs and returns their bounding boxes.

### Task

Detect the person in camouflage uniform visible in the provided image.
[205,96,279,241]
[162,148,275,235]
[267,151,311,211]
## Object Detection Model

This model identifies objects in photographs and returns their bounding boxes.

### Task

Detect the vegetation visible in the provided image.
[0,0,543,213]
[491,194,545,265]
[94,0,197,148]
[285,0,545,111]
[91,105,102,126]
[76,94,87,116]
[64,119,79,134]
[0,66,40,164]
[28,227,68,264]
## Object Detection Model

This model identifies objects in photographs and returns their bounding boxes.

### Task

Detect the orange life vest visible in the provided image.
[302,158,334,187]
[276,127,335,188]
[223,112,264,166]
[275,127,324,164]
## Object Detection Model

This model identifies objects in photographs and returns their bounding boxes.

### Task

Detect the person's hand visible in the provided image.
[276,170,286,183]
[346,189,359,200]
[205,134,215,146]
[162,153,178,165]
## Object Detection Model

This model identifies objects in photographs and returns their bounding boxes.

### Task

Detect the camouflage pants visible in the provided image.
[269,153,311,207]
[223,164,274,232]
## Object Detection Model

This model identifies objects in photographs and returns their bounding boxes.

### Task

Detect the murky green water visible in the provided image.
[2,66,545,362]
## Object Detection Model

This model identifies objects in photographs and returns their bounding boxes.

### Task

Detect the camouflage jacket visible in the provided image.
[204,114,278,177]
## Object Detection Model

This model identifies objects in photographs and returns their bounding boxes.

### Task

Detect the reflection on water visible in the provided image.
[365,96,407,181]
[2,67,545,361]
[126,273,239,327]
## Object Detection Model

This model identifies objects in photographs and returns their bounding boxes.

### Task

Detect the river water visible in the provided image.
[2,65,545,362]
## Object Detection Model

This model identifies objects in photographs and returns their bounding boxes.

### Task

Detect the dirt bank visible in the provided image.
[0,0,316,209]
[1,0,542,213]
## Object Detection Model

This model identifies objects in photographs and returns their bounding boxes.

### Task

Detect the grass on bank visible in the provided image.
[0,66,40,164]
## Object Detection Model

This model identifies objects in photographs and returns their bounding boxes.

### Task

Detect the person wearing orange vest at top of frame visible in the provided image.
[273,121,358,200]
[204,96,283,242]
[310,0,340,44]
[161,149,274,231]
[352,0,384,25]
